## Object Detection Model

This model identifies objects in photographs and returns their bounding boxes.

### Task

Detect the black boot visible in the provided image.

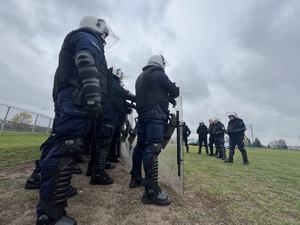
[142,150,171,206]
[129,176,144,188]
[90,141,113,185]
[71,164,82,175]
[67,185,78,198]
[241,150,249,165]
[86,166,92,177]
[90,170,113,185]
[36,214,77,225]
[225,149,234,163]
[198,148,201,154]
[141,189,171,206]
[105,162,116,170]
[25,160,41,189]
[222,148,227,160]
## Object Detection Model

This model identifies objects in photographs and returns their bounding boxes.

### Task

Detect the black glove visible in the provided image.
[85,100,102,119]
[126,91,136,102]
[169,98,177,107]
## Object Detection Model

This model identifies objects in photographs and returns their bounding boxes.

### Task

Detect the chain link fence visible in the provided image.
[0,102,53,133]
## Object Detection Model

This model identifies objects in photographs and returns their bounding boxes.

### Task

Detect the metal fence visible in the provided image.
[0,102,53,133]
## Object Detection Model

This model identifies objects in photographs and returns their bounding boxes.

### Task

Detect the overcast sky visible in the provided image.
[0,0,299,145]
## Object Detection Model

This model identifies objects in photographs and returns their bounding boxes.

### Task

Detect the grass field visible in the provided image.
[0,132,299,225]
[0,132,48,167]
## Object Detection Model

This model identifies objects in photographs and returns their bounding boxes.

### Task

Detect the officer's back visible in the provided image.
[135,56,179,119]
[227,117,246,138]
[197,123,208,137]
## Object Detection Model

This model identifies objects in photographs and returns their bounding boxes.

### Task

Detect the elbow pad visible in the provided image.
[75,51,101,104]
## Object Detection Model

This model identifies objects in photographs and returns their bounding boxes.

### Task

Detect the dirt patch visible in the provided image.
[0,160,232,225]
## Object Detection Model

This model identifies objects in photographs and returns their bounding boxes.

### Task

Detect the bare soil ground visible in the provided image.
[0,159,231,225]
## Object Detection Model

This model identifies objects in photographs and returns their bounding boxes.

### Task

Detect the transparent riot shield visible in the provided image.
[159,96,184,195]
[119,113,136,171]
[120,97,184,196]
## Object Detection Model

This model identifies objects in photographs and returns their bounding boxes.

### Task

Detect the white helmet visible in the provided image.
[112,67,124,80]
[147,55,169,69]
[79,16,119,47]
[213,117,220,123]
[227,112,237,118]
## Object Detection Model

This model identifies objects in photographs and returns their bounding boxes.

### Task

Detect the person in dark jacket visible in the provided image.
[182,122,191,153]
[225,112,249,165]
[35,16,118,225]
[197,122,209,154]
[108,67,135,163]
[211,118,226,160]
[208,119,215,156]
[130,55,179,206]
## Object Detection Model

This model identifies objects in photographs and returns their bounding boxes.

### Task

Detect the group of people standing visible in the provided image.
[25,15,179,225]
[182,113,250,165]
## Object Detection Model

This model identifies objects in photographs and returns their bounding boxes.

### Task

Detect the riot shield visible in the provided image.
[119,113,136,172]
[120,97,184,196]
[158,96,184,195]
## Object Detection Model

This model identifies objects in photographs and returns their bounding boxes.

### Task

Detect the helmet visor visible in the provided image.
[104,24,119,48]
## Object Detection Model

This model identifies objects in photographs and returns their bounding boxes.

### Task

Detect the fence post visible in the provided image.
[46,118,52,133]
[1,106,11,132]
[32,114,39,133]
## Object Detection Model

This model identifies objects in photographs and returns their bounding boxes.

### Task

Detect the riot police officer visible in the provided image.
[182,122,191,153]
[36,16,118,225]
[196,122,209,154]
[211,118,226,160]
[225,112,249,165]
[108,67,135,163]
[208,119,215,156]
[130,55,179,205]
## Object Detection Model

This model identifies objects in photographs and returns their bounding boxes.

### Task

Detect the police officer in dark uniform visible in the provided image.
[130,55,179,205]
[196,122,209,154]
[108,67,135,163]
[225,112,249,165]
[36,16,118,225]
[208,119,215,156]
[211,118,226,160]
[182,122,191,153]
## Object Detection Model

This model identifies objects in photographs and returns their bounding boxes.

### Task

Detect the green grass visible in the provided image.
[0,132,48,167]
[183,146,300,225]
[0,133,299,224]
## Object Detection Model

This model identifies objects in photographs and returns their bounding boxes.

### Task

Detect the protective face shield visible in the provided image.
[79,16,119,48]
[146,55,169,69]
[112,67,125,80]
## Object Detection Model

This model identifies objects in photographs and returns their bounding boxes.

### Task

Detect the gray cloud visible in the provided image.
[0,0,299,145]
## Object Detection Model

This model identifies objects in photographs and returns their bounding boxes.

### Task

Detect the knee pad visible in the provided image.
[146,143,162,155]
[61,138,84,161]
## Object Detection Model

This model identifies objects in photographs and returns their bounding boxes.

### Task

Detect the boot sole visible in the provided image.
[90,180,113,185]
[141,196,171,206]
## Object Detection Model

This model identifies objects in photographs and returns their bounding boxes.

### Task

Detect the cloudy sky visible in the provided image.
[0,0,299,145]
